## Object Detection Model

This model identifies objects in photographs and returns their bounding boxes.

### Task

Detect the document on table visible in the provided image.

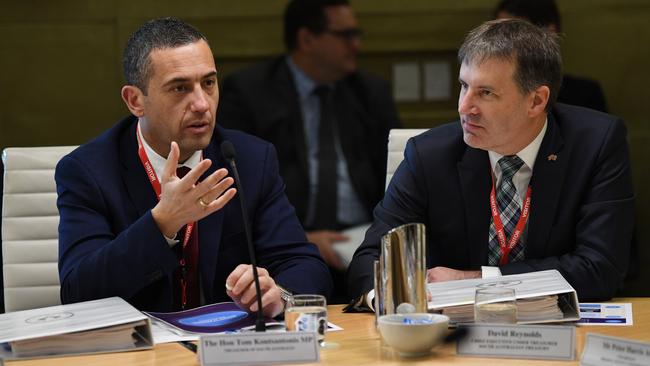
[147,302,343,344]
[577,303,633,326]
[427,269,579,325]
[0,297,152,360]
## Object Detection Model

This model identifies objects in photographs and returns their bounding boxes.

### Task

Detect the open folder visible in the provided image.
[427,270,580,325]
[0,297,153,360]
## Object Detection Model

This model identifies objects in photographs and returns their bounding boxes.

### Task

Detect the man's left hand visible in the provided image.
[226,264,284,318]
[427,266,481,283]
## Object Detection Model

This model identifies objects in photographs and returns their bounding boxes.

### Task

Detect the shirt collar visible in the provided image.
[286,56,335,99]
[488,117,548,173]
[137,119,202,179]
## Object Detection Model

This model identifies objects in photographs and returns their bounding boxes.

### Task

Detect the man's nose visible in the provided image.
[458,91,474,115]
[190,88,210,113]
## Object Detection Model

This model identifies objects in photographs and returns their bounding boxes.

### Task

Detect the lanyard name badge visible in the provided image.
[136,126,197,308]
[489,172,532,265]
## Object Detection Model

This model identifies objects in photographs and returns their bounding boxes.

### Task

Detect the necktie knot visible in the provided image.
[176,166,191,179]
[313,85,332,100]
[498,155,524,182]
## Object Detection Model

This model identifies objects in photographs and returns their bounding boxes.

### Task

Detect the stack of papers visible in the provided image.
[0,297,152,360]
[428,270,579,325]
[10,322,143,357]
[440,295,564,324]
[517,295,564,322]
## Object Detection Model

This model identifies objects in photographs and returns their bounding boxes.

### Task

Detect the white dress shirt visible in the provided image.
[482,118,547,278]
[137,120,202,246]
[488,119,548,206]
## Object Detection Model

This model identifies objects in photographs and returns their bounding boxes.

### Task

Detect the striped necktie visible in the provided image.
[487,155,525,265]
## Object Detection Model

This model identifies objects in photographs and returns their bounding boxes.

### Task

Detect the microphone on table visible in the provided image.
[220,140,266,332]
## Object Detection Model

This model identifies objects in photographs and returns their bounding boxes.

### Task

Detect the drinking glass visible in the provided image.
[285,294,328,345]
[474,287,517,324]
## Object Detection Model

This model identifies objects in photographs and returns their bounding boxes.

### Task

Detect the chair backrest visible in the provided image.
[1,146,76,312]
[386,129,428,190]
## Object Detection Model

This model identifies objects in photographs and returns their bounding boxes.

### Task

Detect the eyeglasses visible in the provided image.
[323,28,363,41]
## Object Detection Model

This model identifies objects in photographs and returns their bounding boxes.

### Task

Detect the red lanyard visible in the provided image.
[136,126,197,307]
[489,173,532,265]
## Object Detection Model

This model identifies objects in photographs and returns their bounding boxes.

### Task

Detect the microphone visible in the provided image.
[221,141,265,332]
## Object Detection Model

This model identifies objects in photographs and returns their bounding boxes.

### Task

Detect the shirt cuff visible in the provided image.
[481,266,502,278]
[164,233,179,247]
[366,289,375,312]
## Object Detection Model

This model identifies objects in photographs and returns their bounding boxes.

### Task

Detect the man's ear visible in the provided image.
[121,85,146,117]
[529,85,550,117]
[296,28,315,52]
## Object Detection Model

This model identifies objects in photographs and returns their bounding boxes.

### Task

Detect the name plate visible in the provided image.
[457,324,575,360]
[199,332,319,365]
[581,333,650,366]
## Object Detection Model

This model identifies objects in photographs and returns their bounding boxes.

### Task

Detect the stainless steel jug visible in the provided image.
[376,223,427,316]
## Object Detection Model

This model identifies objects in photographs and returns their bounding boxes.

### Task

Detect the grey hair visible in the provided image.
[458,19,562,111]
[123,17,208,94]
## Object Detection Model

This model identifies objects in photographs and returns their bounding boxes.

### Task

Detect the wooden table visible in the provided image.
[7,298,650,365]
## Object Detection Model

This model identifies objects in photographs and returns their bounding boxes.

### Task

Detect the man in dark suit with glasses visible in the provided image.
[219,0,400,303]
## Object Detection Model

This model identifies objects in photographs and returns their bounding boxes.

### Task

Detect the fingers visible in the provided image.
[319,242,344,270]
[307,231,345,269]
[329,232,349,243]
[177,159,214,190]
[226,265,276,311]
[226,264,249,291]
[161,142,180,183]
[198,174,235,204]
[203,187,237,214]
[177,163,236,216]
[257,286,283,317]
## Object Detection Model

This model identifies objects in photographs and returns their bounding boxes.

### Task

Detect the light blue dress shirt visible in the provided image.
[286,57,369,228]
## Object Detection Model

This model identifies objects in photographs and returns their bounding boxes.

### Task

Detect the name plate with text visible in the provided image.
[457,324,575,360]
[581,333,650,366]
[199,332,319,365]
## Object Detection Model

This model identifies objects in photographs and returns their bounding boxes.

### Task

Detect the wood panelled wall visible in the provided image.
[1,0,648,294]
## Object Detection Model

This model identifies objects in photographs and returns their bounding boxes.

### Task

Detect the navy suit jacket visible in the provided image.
[218,57,401,226]
[347,104,634,301]
[56,116,332,312]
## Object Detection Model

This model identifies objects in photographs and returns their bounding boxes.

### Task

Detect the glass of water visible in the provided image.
[285,294,328,345]
[474,287,517,324]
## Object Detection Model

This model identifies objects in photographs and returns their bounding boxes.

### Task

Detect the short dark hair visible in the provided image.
[458,19,562,112]
[283,0,350,51]
[494,0,561,32]
[123,17,208,94]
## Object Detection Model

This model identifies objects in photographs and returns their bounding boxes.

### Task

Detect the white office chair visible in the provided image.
[1,146,76,312]
[385,129,428,190]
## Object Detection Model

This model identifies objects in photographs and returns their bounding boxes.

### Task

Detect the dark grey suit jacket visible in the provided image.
[347,104,634,301]
[218,57,401,226]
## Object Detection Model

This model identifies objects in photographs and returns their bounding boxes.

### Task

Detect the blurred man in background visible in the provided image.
[219,0,400,303]
[494,0,609,112]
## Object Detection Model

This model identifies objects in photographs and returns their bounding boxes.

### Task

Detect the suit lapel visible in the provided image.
[198,128,227,301]
[273,61,309,179]
[334,82,372,205]
[119,120,158,217]
[457,147,492,268]
[526,114,567,259]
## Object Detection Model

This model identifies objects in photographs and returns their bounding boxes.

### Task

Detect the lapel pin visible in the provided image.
[547,154,558,162]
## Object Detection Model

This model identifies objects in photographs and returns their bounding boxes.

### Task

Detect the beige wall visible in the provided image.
[1,0,649,293]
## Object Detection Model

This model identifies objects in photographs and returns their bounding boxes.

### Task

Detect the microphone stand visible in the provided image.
[222,141,266,332]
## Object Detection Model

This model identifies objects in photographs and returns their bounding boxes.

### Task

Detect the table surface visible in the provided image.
[7,297,650,365]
